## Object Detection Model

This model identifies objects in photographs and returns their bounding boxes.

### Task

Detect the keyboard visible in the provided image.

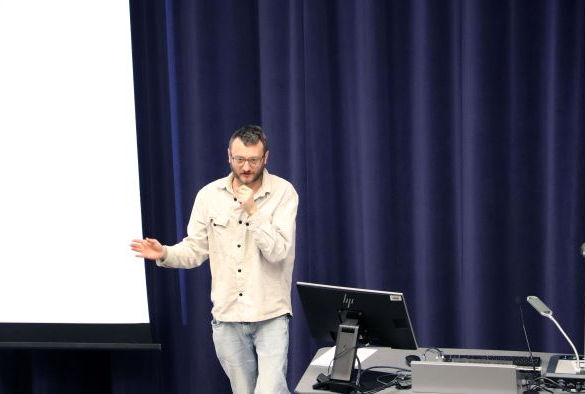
[443,354,541,369]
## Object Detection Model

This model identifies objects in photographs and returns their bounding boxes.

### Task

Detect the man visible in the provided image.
[131,125,298,394]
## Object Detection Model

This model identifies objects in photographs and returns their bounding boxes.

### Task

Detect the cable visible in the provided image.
[326,343,362,375]
[422,347,444,361]
[526,376,564,393]
[356,364,404,387]
[518,301,537,374]
[354,365,412,394]
[355,372,410,394]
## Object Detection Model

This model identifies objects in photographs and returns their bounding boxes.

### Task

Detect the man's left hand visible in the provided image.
[235,185,258,215]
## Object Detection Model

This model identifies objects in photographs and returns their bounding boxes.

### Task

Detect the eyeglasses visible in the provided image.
[231,155,264,166]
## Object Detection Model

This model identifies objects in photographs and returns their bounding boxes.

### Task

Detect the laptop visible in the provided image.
[411,360,520,393]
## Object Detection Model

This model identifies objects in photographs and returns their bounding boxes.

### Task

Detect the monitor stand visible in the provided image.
[313,313,361,393]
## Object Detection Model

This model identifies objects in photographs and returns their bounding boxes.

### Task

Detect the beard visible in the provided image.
[231,163,265,186]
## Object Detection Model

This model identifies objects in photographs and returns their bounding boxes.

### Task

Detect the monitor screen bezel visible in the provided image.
[296,281,418,350]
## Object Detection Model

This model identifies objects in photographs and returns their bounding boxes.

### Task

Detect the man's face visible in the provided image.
[228,138,268,187]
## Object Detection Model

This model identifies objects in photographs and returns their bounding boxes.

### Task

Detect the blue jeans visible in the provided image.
[211,314,290,394]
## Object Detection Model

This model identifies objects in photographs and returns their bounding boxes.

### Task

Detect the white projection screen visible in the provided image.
[0,1,152,346]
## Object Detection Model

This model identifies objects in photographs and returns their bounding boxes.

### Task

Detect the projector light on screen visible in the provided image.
[0,1,150,328]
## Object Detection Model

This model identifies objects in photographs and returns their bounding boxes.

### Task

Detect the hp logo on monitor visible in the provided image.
[342,294,354,309]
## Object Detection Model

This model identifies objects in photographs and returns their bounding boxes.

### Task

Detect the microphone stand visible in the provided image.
[527,295,583,373]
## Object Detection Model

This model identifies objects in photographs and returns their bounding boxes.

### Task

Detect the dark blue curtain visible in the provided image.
[8,0,572,393]
[129,0,585,392]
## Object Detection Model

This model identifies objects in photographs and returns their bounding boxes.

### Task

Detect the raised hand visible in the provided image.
[130,237,165,260]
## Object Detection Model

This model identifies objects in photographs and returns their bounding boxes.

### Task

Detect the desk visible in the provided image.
[295,347,555,393]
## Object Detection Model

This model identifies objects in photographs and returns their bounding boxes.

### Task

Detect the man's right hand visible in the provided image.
[130,238,165,260]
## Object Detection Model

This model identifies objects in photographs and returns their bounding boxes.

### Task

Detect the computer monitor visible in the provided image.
[297,281,418,392]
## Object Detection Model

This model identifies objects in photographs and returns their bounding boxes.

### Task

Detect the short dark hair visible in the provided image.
[229,125,268,153]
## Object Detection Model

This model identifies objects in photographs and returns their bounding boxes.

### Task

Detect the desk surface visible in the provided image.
[295,347,555,393]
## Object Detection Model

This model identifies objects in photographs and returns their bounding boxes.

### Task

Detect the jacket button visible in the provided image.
[237,244,241,248]
[239,293,243,297]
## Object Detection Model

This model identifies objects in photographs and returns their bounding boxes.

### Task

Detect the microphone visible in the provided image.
[526,296,552,317]
[527,296,582,372]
